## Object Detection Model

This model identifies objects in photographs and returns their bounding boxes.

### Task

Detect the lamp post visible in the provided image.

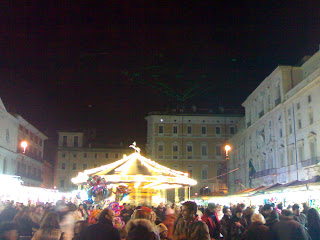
[224,144,231,193]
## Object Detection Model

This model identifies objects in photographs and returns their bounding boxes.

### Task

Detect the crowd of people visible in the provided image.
[0,199,319,240]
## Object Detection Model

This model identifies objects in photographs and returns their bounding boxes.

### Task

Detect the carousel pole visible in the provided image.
[175,188,179,203]
[184,186,188,201]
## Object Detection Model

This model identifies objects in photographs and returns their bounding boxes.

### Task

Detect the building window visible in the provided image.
[60,180,65,188]
[73,153,77,158]
[298,146,304,162]
[83,164,87,170]
[309,112,314,125]
[230,127,235,134]
[63,136,67,147]
[39,140,42,146]
[289,124,292,134]
[62,153,66,158]
[84,153,87,158]
[61,163,65,170]
[158,145,164,152]
[95,153,98,158]
[187,146,193,152]
[310,141,316,159]
[308,95,312,103]
[201,168,208,180]
[187,126,192,134]
[115,153,119,158]
[105,153,109,158]
[72,163,77,170]
[74,136,79,147]
[187,167,193,178]
[201,145,207,156]
[216,127,221,134]
[298,119,302,129]
[17,162,21,174]
[297,102,300,110]
[288,108,291,115]
[158,126,164,134]
[279,128,283,138]
[173,156,178,159]
[173,126,178,134]
[172,145,178,152]
[289,149,294,165]
[201,126,207,135]
[280,152,285,167]
[216,146,221,156]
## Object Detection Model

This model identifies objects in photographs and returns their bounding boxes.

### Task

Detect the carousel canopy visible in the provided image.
[71,151,197,189]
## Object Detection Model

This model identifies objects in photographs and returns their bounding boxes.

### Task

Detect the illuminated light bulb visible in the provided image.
[21,141,28,153]
[225,145,231,152]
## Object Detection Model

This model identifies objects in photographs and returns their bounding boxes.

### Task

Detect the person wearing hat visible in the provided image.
[157,223,168,239]
[230,205,247,240]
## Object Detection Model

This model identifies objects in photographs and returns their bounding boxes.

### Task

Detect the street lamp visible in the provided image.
[21,141,28,153]
[225,144,231,159]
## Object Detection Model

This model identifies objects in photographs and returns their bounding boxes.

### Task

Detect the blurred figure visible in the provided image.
[243,213,269,240]
[216,205,224,221]
[302,203,310,215]
[173,201,210,240]
[126,219,156,240]
[31,212,62,240]
[0,222,19,240]
[201,203,220,239]
[157,223,168,240]
[0,202,17,223]
[155,203,166,222]
[307,208,320,240]
[163,208,176,240]
[72,221,88,240]
[121,204,133,224]
[244,207,254,226]
[14,207,39,238]
[230,206,247,240]
[31,206,44,226]
[79,208,120,240]
[292,204,307,228]
[220,206,232,240]
[75,204,88,221]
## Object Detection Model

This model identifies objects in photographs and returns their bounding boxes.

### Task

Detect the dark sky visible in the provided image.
[1,1,320,146]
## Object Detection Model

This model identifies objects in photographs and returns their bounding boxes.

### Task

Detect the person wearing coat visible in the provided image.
[201,206,220,240]
[243,213,270,240]
[307,208,320,240]
[162,208,176,240]
[229,206,247,240]
[31,212,63,240]
[220,207,232,240]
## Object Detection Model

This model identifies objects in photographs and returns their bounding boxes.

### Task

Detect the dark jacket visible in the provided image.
[155,207,166,222]
[244,222,270,240]
[271,215,309,240]
[16,216,39,236]
[201,210,220,239]
[294,213,307,228]
[79,218,120,240]
[230,215,247,240]
[172,216,210,240]
[220,215,232,240]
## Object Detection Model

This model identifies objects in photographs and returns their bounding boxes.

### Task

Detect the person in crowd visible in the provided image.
[15,207,39,238]
[292,203,307,228]
[75,204,88,221]
[132,207,160,240]
[264,210,279,229]
[306,208,320,240]
[216,205,224,221]
[31,205,44,226]
[80,208,120,240]
[121,204,133,224]
[31,212,63,240]
[201,203,220,239]
[59,203,77,240]
[220,206,232,240]
[302,203,310,215]
[157,223,168,240]
[0,202,17,223]
[271,209,309,240]
[0,221,19,240]
[174,205,180,217]
[163,208,176,240]
[72,221,88,240]
[260,204,272,222]
[243,213,270,240]
[172,201,210,240]
[126,219,156,240]
[243,207,254,227]
[155,203,166,222]
[230,206,247,240]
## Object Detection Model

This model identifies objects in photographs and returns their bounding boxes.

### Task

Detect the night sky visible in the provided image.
[1,1,320,147]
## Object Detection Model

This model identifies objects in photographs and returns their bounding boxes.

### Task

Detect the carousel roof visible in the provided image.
[71,151,197,189]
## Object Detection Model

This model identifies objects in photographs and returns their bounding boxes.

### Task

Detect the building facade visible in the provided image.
[228,48,320,193]
[145,111,243,201]
[55,131,132,191]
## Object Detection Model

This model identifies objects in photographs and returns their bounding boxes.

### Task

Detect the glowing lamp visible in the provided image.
[224,145,231,152]
[21,141,28,153]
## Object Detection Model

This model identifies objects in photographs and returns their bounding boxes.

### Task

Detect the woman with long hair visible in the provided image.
[31,212,63,240]
[307,208,320,240]
[75,204,88,221]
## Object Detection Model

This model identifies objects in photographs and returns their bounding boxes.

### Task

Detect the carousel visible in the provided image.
[71,142,197,206]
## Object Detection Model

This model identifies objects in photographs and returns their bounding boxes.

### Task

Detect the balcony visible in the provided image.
[259,110,264,118]
[301,157,320,168]
[252,168,276,179]
[274,98,281,106]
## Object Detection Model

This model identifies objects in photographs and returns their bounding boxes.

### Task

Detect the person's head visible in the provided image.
[98,208,115,223]
[125,204,131,210]
[251,213,266,224]
[239,203,246,211]
[302,202,309,209]
[282,209,294,217]
[131,209,151,221]
[181,201,197,220]
[207,203,217,213]
[307,208,320,228]
[292,204,300,215]
[40,212,60,230]
[165,208,175,216]
[0,222,19,240]
[35,205,44,214]
[223,206,232,216]
[277,203,283,210]
[235,206,243,218]
[159,202,164,208]
[126,219,156,240]
[262,204,272,217]
[78,204,84,210]
[158,223,168,239]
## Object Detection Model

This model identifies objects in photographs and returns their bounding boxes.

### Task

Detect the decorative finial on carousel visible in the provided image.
[129,141,141,153]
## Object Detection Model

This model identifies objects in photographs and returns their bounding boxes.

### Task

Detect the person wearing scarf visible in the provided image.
[76,204,88,221]
[201,203,220,240]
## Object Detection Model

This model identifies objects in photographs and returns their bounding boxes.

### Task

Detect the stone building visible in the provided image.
[54,130,132,191]
[228,47,320,193]
[145,110,243,201]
